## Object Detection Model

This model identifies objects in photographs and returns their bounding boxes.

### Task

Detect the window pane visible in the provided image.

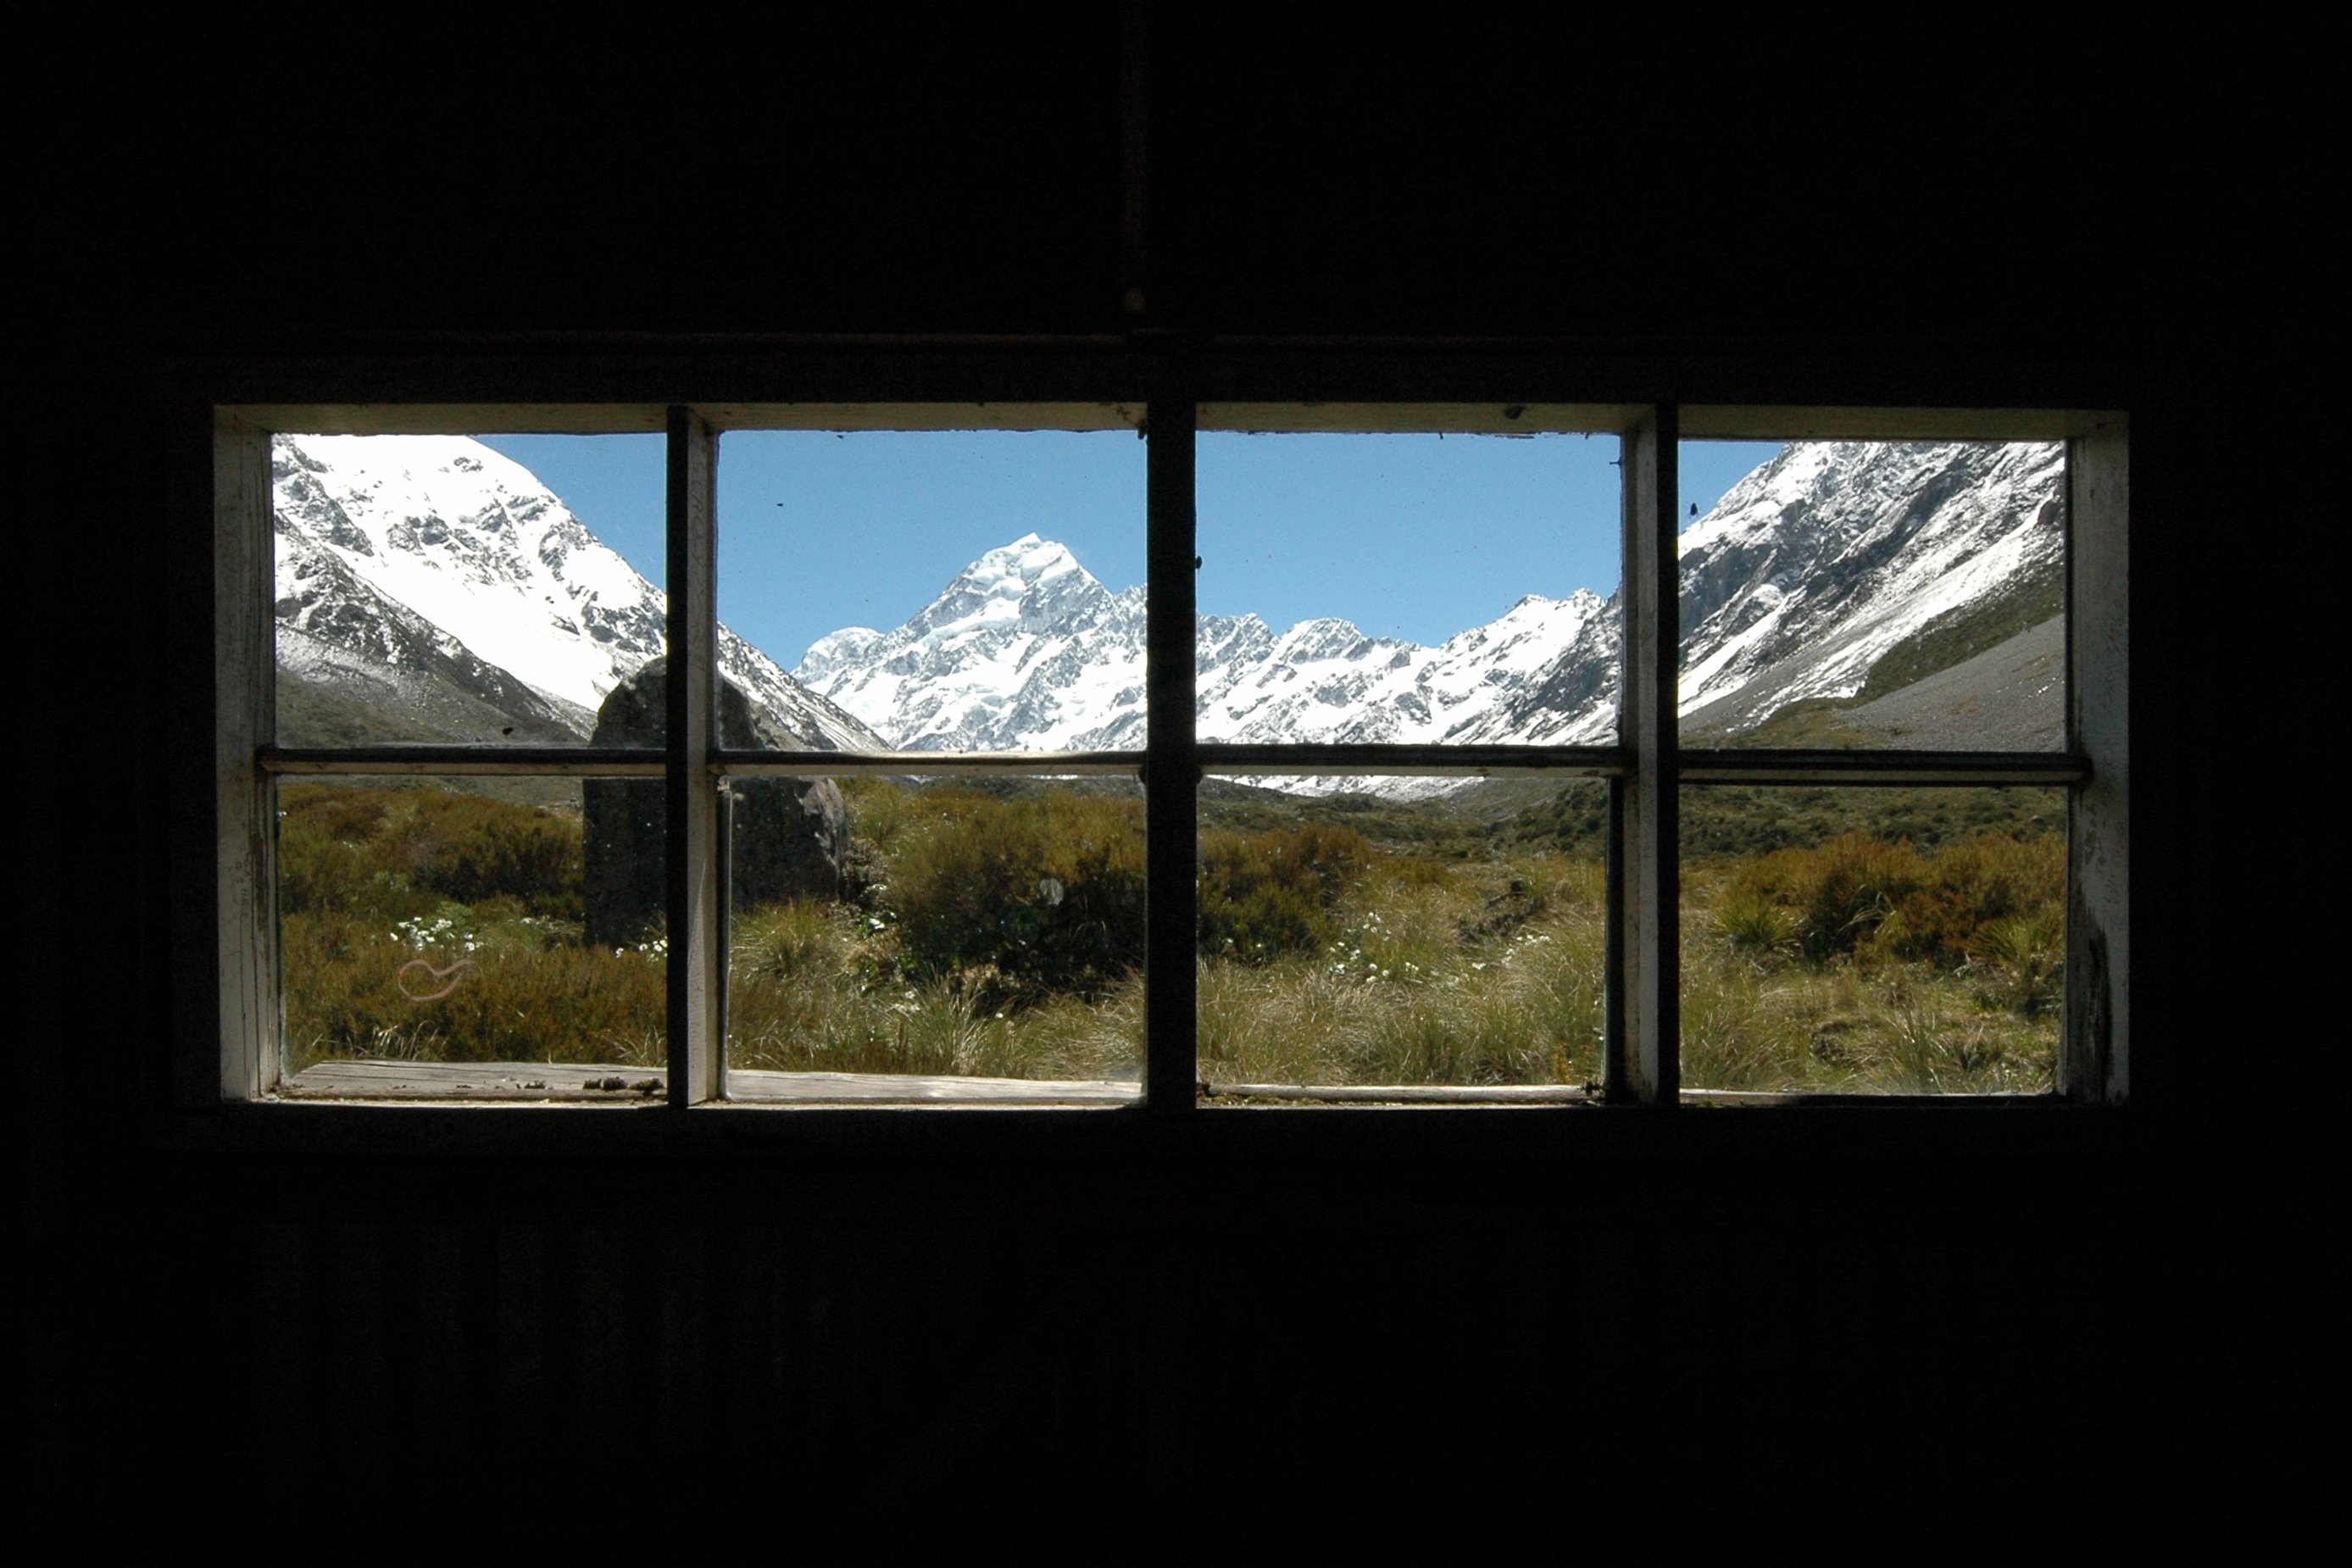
[274,434,669,747]
[1196,775,1605,1095]
[724,430,1148,753]
[1677,441,2066,751]
[724,775,1144,1104]
[277,776,668,1098]
[1679,784,2064,1094]
[1196,431,1623,747]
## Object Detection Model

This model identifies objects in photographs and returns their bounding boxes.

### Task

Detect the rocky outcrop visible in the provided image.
[583,658,851,946]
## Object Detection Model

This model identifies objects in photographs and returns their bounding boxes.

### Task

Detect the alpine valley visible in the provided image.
[272,433,2066,787]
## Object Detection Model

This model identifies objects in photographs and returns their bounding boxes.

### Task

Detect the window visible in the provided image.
[200,390,2127,1110]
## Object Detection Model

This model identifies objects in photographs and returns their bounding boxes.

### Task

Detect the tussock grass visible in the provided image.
[283,904,664,1073]
[724,898,1142,1079]
[1680,829,2063,1093]
[1198,854,1605,1087]
[279,777,2059,1094]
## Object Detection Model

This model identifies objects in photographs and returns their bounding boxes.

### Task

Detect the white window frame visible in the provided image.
[188,377,2127,1114]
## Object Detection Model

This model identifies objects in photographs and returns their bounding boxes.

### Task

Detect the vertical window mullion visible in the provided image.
[1612,409,1680,1104]
[1143,394,1198,1112]
[2065,420,2128,1102]
[210,409,280,1104]
[666,407,722,1107]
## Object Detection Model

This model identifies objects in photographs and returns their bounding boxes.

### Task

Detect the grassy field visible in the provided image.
[279,777,2061,1093]
[1679,824,2061,1093]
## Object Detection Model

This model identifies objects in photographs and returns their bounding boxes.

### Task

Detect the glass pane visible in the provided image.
[721,430,1148,753]
[724,775,1144,1104]
[277,776,667,1098]
[1678,440,2066,751]
[1196,431,1622,748]
[1196,775,1606,1095]
[1679,785,2064,1094]
[274,433,667,747]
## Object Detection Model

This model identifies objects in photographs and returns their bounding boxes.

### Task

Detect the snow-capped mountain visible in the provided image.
[1667,441,2065,742]
[273,434,2065,784]
[796,534,1611,753]
[798,535,1151,750]
[795,441,2066,773]
[272,435,885,751]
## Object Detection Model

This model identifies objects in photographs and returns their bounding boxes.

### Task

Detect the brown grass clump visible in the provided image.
[1682,828,2065,1093]
[1719,829,2062,969]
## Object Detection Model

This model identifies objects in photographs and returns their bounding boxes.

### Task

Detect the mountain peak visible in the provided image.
[904,535,1110,640]
[962,532,1085,585]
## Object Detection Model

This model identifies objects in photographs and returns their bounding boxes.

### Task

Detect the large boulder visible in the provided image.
[583,658,852,946]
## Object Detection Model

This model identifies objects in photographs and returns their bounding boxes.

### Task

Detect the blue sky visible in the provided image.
[481,431,1782,667]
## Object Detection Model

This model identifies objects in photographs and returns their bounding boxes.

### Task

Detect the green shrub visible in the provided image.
[279,784,582,920]
[410,798,580,912]
[1197,821,1371,962]
[280,825,417,919]
[887,787,1147,998]
[839,776,912,854]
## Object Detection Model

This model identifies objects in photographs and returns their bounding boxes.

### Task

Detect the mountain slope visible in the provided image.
[272,435,886,751]
[1663,441,2066,741]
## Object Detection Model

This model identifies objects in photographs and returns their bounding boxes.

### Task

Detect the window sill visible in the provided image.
[159,1070,2115,1172]
[279,1058,1140,1106]
[265,1058,2075,1113]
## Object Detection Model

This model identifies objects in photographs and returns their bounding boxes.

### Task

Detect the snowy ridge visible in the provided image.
[274,435,2065,787]
[1666,442,2064,734]
[272,435,885,751]
[793,531,1614,759]
[794,441,2065,787]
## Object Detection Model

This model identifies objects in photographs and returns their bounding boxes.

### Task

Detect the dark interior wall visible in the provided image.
[14,12,2296,1513]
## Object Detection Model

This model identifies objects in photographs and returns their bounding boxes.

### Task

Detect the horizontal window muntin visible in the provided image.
[716,750,1143,778]
[1676,752,2084,785]
[724,744,1626,778]
[210,397,2125,1109]
[259,747,669,776]
[1198,745,1623,777]
[259,747,2081,784]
